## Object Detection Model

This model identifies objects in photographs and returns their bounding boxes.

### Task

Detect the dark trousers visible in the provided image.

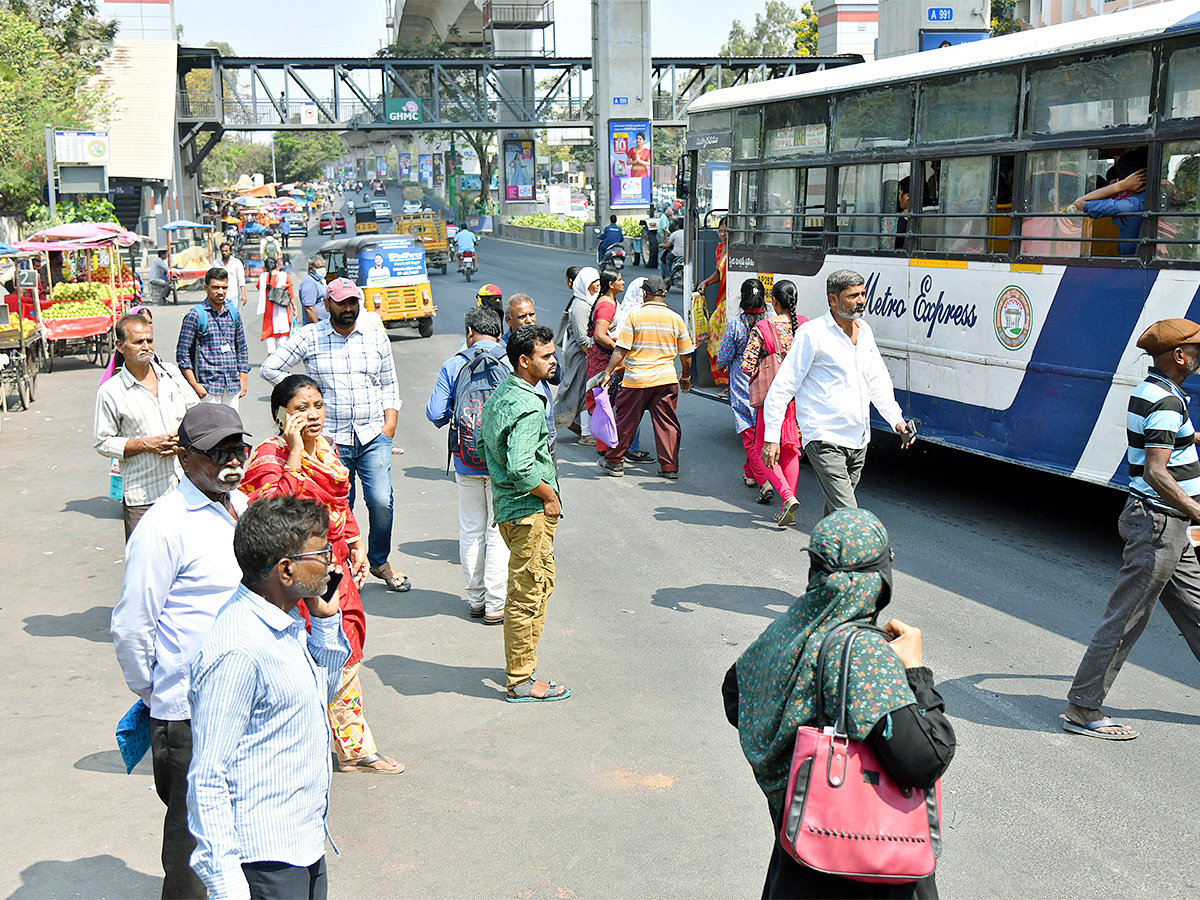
[243,858,327,900]
[123,502,152,542]
[606,382,681,472]
[149,718,206,899]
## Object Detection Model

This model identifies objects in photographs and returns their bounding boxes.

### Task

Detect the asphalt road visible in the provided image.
[1,199,1197,899]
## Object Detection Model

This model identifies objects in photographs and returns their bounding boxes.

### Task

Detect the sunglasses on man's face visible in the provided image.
[193,443,252,464]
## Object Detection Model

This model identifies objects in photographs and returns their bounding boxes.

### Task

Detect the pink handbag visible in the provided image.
[748,318,782,410]
[588,386,619,446]
[779,624,942,884]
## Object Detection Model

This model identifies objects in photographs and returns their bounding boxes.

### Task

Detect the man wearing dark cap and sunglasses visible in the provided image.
[111,403,252,898]
[1064,318,1200,741]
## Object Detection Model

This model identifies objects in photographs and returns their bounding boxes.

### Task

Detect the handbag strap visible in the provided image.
[813,622,893,729]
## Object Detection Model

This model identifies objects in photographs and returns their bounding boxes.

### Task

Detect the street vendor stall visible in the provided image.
[15,222,140,373]
[0,254,45,412]
[162,220,216,289]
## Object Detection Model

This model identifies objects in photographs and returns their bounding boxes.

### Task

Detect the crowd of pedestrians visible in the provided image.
[92,239,1200,899]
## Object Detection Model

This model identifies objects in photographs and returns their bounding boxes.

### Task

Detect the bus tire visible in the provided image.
[418,317,434,338]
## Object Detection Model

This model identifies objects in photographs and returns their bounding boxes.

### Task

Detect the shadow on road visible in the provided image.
[359,587,464,620]
[402,465,450,481]
[75,749,153,776]
[365,654,501,701]
[62,496,121,522]
[653,506,762,529]
[7,855,159,899]
[24,605,112,642]
[652,583,793,619]
[397,539,459,562]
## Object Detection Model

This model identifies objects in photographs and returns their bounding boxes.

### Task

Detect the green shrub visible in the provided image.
[507,214,586,232]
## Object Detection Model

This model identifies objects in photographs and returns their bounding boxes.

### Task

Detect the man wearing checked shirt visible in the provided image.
[261,278,410,591]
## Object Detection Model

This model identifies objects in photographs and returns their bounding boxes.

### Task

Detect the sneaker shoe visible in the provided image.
[469,605,485,618]
[599,458,624,477]
[657,469,679,479]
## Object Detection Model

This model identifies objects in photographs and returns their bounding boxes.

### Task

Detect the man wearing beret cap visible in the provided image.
[1064,318,1200,740]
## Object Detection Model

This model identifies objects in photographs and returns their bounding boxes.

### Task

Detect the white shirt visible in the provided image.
[94,360,198,505]
[110,477,248,720]
[219,255,246,299]
[763,312,904,450]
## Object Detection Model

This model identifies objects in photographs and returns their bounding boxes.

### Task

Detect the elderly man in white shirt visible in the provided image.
[762,268,913,517]
[110,403,251,900]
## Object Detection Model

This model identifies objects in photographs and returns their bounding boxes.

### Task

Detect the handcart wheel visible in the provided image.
[86,334,99,364]
[45,340,54,374]
[24,355,36,403]
[97,330,113,368]
[16,365,29,410]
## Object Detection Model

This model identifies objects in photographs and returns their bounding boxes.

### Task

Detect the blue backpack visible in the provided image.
[449,346,508,471]
[190,304,240,373]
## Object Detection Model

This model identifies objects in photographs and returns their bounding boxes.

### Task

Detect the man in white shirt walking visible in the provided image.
[110,403,251,899]
[218,242,247,308]
[762,269,912,516]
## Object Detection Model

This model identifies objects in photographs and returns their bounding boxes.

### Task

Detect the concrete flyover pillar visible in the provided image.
[591,0,653,232]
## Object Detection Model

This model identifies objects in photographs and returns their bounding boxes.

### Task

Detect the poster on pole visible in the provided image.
[419,154,432,185]
[504,139,535,201]
[398,154,411,179]
[609,119,651,208]
[432,153,443,186]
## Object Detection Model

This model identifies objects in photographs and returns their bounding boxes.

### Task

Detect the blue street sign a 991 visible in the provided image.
[928,7,954,20]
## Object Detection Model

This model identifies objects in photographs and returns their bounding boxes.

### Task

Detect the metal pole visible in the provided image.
[44,125,57,219]
[271,140,277,183]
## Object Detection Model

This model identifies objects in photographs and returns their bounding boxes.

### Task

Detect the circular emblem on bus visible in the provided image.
[994,286,1032,351]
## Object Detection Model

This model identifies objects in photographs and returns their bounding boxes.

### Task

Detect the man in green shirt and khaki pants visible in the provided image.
[481,324,571,702]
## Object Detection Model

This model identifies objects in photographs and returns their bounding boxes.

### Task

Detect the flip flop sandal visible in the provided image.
[756,485,776,505]
[1061,715,1139,740]
[743,475,758,487]
[370,564,412,592]
[627,450,656,463]
[776,497,800,528]
[506,678,571,703]
[339,753,405,774]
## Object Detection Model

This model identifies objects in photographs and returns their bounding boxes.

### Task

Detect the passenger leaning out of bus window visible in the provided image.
[1073,148,1148,257]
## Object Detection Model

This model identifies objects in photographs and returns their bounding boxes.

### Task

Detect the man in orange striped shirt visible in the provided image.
[599,276,694,478]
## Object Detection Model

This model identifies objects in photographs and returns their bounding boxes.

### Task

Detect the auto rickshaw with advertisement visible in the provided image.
[393,211,449,275]
[329,234,435,337]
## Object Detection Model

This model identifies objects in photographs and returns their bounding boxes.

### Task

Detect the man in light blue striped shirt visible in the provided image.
[1065,319,1200,741]
[187,496,350,900]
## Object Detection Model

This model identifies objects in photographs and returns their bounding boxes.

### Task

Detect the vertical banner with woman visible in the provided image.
[609,120,652,208]
[504,140,535,201]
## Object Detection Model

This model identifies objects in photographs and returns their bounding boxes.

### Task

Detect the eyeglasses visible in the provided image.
[280,544,334,567]
[194,443,252,464]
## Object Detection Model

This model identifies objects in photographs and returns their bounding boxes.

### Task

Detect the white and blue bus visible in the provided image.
[683,0,1200,487]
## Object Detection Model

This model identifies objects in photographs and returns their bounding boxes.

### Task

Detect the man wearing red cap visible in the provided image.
[261,278,409,592]
[1064,318,1200,740]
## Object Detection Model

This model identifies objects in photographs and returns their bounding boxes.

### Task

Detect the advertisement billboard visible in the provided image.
[355,157,367,181]
[383,98,422,124]
[376,155,386,179]
[504,139,535,201]
[419,154,432,185]
[919,30,989,51]
[609,119,652,208]
[398,154,411,179]
[432,153,443,186]
[357,238,427,288]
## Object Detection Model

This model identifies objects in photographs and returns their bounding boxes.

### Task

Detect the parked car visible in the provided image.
[318,211,347,235]
[284,212,308,237]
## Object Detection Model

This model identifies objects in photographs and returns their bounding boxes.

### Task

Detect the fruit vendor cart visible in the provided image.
[0,253,45,413]
[16,223,141,373]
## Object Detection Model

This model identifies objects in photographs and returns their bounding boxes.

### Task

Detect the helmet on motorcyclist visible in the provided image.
[476,284,503,316]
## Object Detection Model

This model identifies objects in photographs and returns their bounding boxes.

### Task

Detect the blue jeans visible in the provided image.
[337,431,394,569]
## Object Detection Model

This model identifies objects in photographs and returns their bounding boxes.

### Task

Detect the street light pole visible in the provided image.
[44,125,57,219]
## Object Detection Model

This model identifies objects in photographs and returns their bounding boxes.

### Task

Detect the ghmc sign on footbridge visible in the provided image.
[175,48,860,175]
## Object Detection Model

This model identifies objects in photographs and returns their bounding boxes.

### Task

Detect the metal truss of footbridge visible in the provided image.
[175,49,862,175]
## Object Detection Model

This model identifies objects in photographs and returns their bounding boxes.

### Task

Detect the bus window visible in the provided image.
[763,97,828,159]
[1166,45,1200,119]
[918,70,1018,144]
[730,169,759,244]
[1023,149,1095,257]
[799,168,828,249]
[1027,51,1151,134]
[734,109,761,160]
[832,87,913,152]
[761,168,797,246]
[1158,141,1200,261]
[836,162,911,251]
[915,157,993,254]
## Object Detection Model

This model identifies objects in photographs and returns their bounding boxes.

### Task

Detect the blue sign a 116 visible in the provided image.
[927,7,953,20]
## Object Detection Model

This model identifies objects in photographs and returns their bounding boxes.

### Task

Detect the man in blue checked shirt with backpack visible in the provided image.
[426,307,510,625]
[176,267,249,411]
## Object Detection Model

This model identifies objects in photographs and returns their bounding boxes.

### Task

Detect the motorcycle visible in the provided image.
[663,254,684,292]
[460,250,476,283]
[600,243,627,271]
[149,272,179,305]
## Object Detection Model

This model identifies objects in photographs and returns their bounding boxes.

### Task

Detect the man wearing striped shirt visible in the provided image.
[188,496,350,900]
[1065,318,1200,741]
[599,275,694,478]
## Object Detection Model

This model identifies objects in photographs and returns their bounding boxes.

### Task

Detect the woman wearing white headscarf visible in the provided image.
[554,266,600,440]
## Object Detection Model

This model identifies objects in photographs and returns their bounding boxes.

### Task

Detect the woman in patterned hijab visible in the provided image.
[724,507,955,899]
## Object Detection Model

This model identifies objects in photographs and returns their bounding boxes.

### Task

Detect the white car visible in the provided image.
[401,200,422,214]
[371,200,392,219]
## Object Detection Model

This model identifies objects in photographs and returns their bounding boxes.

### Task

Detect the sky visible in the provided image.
[173,0,742,57]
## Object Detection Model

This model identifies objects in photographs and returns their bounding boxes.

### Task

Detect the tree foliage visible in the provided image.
[25,195,116,230]
[0,3,115,218]
[990,0,1024,36]
[721,1,811,56]
[272,131,348,183]
[200,135,272,189]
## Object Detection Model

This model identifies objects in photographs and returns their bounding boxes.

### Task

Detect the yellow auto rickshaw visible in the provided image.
[319,234,435,337]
